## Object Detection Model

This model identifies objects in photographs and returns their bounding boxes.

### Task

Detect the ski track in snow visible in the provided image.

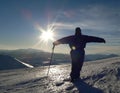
[0,57,120,93]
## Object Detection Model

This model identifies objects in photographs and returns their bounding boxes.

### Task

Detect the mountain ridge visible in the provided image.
[0,49,119,67]
[0,55,32,70]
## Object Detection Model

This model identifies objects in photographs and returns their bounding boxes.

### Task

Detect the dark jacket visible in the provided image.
[53,35,105,50]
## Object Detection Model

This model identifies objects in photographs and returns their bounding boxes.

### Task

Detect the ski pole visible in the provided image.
[47,45,55,76]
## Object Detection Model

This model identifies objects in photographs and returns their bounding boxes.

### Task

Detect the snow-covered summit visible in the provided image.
[0,57,120,93]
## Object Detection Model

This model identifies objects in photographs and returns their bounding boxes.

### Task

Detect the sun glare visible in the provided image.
[40,29,54,42]
[33,23,55,48]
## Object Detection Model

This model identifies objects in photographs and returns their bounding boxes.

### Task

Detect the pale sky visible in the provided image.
[0,0,120,54]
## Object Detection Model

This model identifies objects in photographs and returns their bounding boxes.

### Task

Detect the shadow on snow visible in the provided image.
[73,79,103,93]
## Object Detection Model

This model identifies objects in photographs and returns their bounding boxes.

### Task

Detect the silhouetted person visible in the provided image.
[53,27,106,82]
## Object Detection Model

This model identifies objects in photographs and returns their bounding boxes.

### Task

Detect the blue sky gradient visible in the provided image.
[0,0,120,54]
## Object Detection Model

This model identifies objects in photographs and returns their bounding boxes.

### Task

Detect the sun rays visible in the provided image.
[33,23,55,48]
[40,29,54,42]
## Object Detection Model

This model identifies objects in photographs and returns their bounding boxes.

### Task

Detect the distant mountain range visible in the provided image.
[0,55,28,70]
[0,49,119,68]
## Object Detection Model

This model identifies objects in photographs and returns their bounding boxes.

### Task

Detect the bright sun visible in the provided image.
[40,30,54,42]
[34,24,55,47]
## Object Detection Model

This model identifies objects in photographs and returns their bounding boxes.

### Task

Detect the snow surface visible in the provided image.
[0,57,120,93]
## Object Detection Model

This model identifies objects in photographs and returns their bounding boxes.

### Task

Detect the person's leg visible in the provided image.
[76,60,84,78]
[77,51,85,78]
[70,61,76,80]
[70,60,81,82]
[70,50,77,80]
[70,50,81,81]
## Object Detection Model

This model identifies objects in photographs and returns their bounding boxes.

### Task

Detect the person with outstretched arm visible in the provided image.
[53,27,106,82]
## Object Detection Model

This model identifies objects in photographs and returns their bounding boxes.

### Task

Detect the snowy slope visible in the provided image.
[0,55,30,70]
[0,57,120,93]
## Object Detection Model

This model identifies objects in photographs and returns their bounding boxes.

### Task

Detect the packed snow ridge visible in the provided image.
[0,57,120,93]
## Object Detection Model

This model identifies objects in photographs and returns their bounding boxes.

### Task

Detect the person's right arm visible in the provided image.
[53,36,73,46]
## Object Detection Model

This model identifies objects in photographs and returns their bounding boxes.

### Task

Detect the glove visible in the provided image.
[53,42,56,46]
[103,39,106,43]
[53,41,59,46]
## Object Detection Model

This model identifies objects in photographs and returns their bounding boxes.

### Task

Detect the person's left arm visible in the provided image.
[85,35,106,43]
